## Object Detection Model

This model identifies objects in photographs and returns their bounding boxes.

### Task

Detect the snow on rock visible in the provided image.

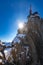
[0,59,3,63]
[13,34,26,43]
[4,48,12,60]
[14,36,20,43]
[17,34,26,38]
[0,52,3,57]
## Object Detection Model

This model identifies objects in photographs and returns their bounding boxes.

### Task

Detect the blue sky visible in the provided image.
[0,0,43,42]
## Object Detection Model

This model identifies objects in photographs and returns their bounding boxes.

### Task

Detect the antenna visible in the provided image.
[29,4,32,15]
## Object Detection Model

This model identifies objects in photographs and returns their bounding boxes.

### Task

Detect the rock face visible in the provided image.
[27,11,43,65]
[12,7,43,65]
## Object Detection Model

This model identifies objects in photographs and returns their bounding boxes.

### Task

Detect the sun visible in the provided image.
[18,22,24,29]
